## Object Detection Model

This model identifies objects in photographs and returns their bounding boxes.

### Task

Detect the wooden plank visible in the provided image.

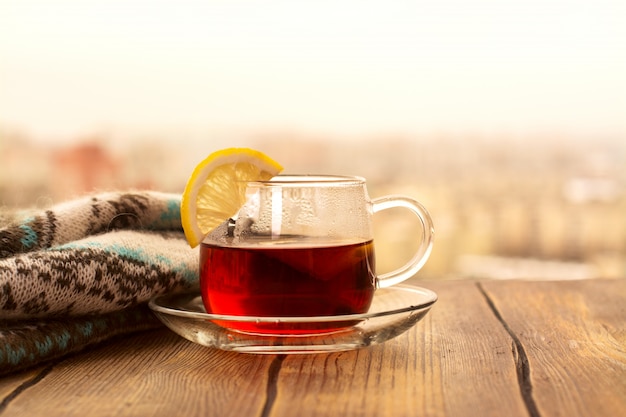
[0,368,38,400]
[270,280,528,417]
[0,366,48,412]
[481,279,626,417]
[5,279,621,417]
[2,329,275,417]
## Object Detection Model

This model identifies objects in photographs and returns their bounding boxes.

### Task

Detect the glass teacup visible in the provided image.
[199,175,434,334]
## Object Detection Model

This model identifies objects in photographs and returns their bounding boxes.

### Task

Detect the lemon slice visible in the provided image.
[180,148,283,247]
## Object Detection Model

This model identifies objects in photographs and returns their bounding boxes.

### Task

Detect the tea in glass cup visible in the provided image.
[199,175,433,334]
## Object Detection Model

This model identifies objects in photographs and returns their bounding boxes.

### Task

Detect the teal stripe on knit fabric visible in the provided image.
[108,244,197,285]
[157,198,181,225]
[48,242,196,285]
[3,345,27,366]
[55,331,71,350]
[19,223,38,248]
[172,263,197,284]
[35,336,54,355]
[53,241,103,250]
[109,244,149,262]
[155,253,196,284]
[75,322,93,337]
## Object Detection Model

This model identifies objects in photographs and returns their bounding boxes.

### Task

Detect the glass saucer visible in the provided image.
[148,285,437,354]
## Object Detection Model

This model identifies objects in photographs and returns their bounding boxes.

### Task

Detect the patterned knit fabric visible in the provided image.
[0,191,198,375]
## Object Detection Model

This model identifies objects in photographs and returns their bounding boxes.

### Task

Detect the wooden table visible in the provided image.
[1,279,624,417]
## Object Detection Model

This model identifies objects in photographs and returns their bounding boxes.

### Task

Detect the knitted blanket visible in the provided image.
[0,191,198,375]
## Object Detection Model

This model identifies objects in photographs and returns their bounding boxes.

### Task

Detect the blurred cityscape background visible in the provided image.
[1,1,625,280]
[2,131,624,281]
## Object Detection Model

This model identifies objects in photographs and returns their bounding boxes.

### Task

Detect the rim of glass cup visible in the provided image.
[247,174,367,187]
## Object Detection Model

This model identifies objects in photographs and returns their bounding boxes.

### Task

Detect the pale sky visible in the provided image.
[1,0,625,141]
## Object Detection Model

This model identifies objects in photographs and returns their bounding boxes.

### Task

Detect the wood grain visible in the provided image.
[0,368,39,401]
[481,279,626,417]
[1,330,275,417]
[1,279,624,417]
[0,365,49,414]
[270,280,528,417]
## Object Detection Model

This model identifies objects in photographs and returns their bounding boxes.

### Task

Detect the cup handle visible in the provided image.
[372,195,434,288]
